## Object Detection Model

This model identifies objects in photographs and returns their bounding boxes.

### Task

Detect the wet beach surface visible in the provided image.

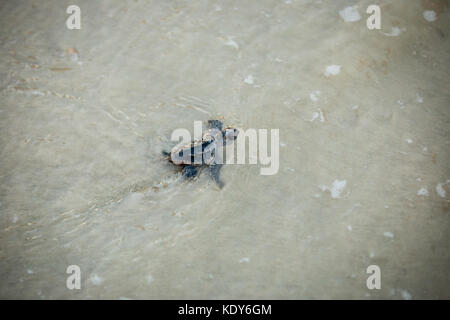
[0,0,449,299]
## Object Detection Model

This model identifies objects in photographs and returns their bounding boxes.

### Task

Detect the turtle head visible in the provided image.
[223,126,239,144]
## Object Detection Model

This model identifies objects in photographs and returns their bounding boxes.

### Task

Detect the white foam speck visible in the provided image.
[406,139,413,144]
[423,10,437,22]
[244,75,254,84]
[383,232,394,238]
[27,269,34,274]
[330,180,347,198]
[224,37,239,49]
[324,65,341,77]
[383,27,403,37]
[347,225,352,231]
[239,257,250,263]
[308,109,325,122]
[339,6,361,22]
[320,180,347,198]
[146,275,153,284]
[401,290,412,300]
[309,90,320,102]
[416,94,423,103]
[370,252,375,258]
[119,297,133,300]
[417,188,429,196]
[90,274,103,285]
[352,105,359,110]
[436,181,449,198]
[30,90,46,96]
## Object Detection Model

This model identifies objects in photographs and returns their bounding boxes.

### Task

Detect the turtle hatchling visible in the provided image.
[163,120,239,188]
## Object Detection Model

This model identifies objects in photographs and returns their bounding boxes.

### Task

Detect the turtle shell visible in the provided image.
[169,129,222,166]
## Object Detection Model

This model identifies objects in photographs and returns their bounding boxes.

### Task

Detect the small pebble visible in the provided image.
[66,47,79,61]
[423,10,437,22]
[383,232,394,238]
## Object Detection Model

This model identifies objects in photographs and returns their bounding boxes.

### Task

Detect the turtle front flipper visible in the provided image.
[209,164,224,188]
[208,120,223,131]
[183,165,200,179]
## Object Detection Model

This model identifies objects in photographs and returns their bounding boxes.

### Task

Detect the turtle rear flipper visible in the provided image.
[208,120,223,131]
[183,165,200,179]
[210,164,224,188]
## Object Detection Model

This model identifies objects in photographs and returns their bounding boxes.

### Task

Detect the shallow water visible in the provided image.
[0,0,449,299]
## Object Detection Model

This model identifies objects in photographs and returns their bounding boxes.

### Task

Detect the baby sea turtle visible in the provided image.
[163,120,239,188]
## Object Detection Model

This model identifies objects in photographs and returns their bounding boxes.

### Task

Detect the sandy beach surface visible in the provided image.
[0,0,449,299]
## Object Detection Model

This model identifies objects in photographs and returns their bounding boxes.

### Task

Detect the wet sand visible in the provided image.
[0,0,449,299]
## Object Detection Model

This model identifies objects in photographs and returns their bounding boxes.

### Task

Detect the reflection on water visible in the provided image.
[0,0,449,299]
